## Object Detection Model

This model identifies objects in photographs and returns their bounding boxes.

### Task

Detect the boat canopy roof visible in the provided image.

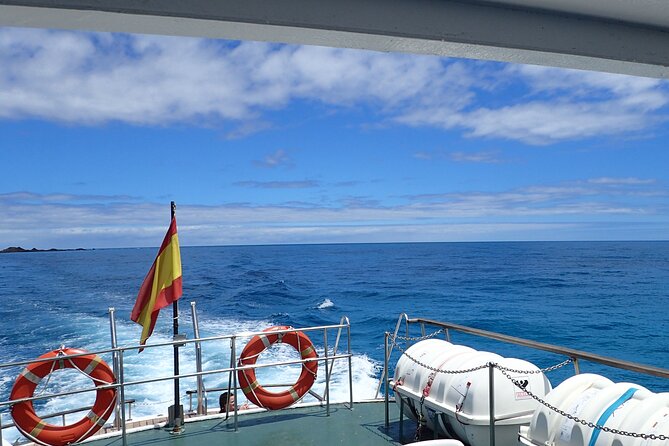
[1,0,669,78]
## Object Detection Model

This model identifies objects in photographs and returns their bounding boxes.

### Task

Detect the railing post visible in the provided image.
[347,321,353,409]
[324,327,330,416]
[489,362,495,446]
[109,307,127,446]
[398,396,404,440]
[108,308,121,429]
[384,332,389,428]
[376,313,408,399]
[190,302,205,415]
[119,349,128,446]
[231,336,238,432]
[573,357,580,374]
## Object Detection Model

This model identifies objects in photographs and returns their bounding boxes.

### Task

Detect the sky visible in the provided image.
[1,27,668,249]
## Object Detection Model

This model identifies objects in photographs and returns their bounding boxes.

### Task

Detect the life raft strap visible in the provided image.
[588,388,638,446]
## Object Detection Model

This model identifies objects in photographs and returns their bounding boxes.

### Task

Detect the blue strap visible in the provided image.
[588,388,638,446]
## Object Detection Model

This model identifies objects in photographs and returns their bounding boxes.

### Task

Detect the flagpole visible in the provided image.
[170,201,183,431]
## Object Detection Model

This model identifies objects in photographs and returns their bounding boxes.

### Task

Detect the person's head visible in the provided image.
[219,391,235,412]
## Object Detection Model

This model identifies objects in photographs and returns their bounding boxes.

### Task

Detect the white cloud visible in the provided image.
[448,151,502,163]
[253,149,293,168]
[398,65,669,144]
[1,28,668,144]
[0,29,454,126]
[588,177,655,185]
[234,180,319,189]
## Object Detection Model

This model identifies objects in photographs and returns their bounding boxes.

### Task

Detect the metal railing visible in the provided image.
[0,305,353,446]
[380,314,669,445]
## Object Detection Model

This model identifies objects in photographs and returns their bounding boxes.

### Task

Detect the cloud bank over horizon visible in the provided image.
[1,175,666,249]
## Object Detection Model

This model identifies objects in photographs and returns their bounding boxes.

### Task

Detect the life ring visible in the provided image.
[10,348,117,446]
[238,326,318,410]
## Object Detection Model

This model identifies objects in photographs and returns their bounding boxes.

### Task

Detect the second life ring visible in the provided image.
[238,326,318,410]
[10,348,117,446]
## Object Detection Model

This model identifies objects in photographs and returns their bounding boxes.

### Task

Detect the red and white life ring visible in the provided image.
[238,326,318,410]
[10,348,117,446]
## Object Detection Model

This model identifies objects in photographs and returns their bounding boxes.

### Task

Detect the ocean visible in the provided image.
[1,241,668,441]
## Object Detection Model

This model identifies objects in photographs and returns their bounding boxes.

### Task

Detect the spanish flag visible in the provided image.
[131,217,182,351]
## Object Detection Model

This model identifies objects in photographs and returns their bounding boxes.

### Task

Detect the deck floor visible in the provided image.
[86,401,415,446]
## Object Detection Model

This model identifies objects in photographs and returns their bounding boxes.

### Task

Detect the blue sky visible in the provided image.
[1,28,668,248]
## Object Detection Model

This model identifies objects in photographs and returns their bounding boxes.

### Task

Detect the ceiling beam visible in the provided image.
[1,0,669,78]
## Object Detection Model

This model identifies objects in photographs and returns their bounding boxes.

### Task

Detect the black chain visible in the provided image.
[497,366,669,441]
[393,329,443,342]
[496,358,573,374]
[392,341,490,374]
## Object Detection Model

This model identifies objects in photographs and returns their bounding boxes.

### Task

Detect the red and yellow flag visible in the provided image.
[131,217,182,351]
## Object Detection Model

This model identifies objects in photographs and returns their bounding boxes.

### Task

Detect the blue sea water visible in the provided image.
[1,241,668,439]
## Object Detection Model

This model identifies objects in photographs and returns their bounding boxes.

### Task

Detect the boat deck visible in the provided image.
[86,401,413,446]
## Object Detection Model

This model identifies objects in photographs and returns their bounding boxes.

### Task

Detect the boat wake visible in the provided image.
[0,312,380,444]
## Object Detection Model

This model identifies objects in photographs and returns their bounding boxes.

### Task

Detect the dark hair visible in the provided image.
[219,392,231,412]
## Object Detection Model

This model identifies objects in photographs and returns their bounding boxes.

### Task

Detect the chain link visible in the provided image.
[496,358,573,375]
[392,339,489,374]
[496,366,668,441]
[393,329,443,342]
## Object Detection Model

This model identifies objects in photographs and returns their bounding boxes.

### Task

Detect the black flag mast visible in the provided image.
[169,201,183,431]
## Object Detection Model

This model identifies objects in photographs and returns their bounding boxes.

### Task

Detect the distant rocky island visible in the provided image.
[1,246,88,253]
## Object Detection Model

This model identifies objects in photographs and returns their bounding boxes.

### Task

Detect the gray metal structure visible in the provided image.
[0,0,668,78]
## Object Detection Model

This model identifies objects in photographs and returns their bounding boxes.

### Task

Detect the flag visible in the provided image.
[131,216,182,351]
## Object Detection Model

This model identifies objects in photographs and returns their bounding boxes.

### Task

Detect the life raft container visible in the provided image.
[238,326,318,410]
[10,348,117,446]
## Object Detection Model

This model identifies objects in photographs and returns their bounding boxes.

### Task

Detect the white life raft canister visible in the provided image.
[518,373,669,446]
[393,339,552,446]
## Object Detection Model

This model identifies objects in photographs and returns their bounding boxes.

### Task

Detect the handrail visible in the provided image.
[375,313,410,398]
[0,322,352,371]
[0,353,351,408]
[0,399,137,430]
[0,315,354,446]
[409,317,669,379]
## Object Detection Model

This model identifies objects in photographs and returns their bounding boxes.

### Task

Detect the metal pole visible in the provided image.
[118,349,128,446]
[190,302,205,415]
[231,336,238,432]
[399,396,404,441]
[108,308,121,429]
[347,323,353,409]
[489,363,496,446]
[324,328,330,416]
[109,307,128,446]
[384,332,389,428]
[573,357,581,374]
[170,201,183,428]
